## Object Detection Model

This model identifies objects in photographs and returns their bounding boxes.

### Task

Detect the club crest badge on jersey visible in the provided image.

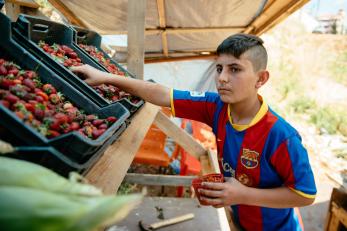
[189,91,205,97]
[241,148,259,169]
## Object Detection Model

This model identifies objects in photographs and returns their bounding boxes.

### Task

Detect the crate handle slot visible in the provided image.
[77,31,87,40]
[32,24,49,33]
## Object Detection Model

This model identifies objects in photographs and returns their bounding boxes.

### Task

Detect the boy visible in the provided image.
[72,33,316,230]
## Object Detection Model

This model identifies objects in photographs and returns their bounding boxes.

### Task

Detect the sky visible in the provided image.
[303,0,346,16]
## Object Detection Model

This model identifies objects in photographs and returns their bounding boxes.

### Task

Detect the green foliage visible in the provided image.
[310,106,347,135]
[289,97,317,113]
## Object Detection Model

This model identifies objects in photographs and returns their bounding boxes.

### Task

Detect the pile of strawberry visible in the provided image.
[39,41,83,67]
[0,58,118,140]
[39,42,140,104]
[78,44,125,76]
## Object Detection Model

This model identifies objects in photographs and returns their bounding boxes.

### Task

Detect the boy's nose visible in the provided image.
[218,71,229,84]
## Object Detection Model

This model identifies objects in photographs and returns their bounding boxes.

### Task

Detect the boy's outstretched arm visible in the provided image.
[71,65,171,107]
[199,178,315,208]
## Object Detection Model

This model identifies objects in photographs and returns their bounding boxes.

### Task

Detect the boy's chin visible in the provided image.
[220,95,235,104]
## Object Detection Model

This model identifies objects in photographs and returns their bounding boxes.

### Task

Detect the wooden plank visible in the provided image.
[253,0,309,35]
[124,173,197,186]
[145,54,216,63]
[6,0,39,8]
[243,0,309,35]
[85,103,160,194]
[4,0,20,21]
[200,154,213,175]
[156,0,168,57]
[48,0,86,27]
[153,111,207,159]
[207,149,220,174]
[127,0,146,80]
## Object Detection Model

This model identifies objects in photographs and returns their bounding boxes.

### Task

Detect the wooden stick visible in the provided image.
[150,213,194,229]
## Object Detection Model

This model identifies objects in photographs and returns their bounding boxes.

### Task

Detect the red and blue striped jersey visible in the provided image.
[170,89,317,231]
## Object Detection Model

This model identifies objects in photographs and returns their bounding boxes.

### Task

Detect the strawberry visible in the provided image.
[69,122,80,131]
[47,130,60,138]
[98,123,108,129]
[22,78,36,90]
[92,119,103,127]
[24,71,36,79]
[42,84,56,94]
[0,65,8,76]
[92,128,106,139]
[0,78,15,89]
[54,112,68,124]
[5,93,19,104]
[0,100,10,108]
[34,108,45,120]
[86,114,96,121]
[35,95,44,103]
[49,94,60,104]
[106,116,117,124]
[24,103,35,113]
[8,68,19,76]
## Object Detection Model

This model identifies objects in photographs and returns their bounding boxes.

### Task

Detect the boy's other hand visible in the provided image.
[199,177,247,208]
[70,64,108,86]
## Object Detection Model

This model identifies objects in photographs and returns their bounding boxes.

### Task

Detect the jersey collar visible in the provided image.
[228,95,268,131]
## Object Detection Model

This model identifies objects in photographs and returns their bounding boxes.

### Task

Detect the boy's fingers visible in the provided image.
[201,182,225,190]
[200,196,222,205]
[199,189,222,198]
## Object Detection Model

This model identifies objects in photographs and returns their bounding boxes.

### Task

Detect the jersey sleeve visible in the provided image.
[270,135,317,199]
[170,89,219,127]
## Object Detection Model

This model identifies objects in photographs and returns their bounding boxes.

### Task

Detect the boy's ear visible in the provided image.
[255,70,269,89]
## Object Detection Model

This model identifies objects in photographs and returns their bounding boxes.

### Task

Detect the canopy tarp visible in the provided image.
[47,0,309,62]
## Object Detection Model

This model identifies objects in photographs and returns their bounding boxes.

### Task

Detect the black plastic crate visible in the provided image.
[72,26,144,115]
[0,12,129,163]
[3,123,126,177]
[12,14,144,115]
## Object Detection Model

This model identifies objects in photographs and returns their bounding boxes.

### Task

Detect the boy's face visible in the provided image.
[215,53,259,104]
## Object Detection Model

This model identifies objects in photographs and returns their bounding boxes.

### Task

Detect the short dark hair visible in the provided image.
[216,33,268,71]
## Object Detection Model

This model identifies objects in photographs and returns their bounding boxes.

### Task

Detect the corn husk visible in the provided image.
[0,157,102,196]
[0,186,142,231]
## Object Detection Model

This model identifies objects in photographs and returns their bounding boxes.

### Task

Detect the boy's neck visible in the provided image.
[229,95,261,125]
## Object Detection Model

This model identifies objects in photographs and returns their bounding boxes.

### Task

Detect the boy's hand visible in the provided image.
[70,64,110,86]
[199,177,247,208]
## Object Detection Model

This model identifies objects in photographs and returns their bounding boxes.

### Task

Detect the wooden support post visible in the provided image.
[127,0,146,79]
[156,0,168,57]
[4,0,20,21]
[153,111,207,158]
[85,103,160,194]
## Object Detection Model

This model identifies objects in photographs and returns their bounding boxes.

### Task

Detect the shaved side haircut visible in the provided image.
[216,33,268,71]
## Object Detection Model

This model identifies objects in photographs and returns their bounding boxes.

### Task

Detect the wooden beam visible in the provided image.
[6,0,38,8]
[253,0,309,35]
[153,111,207,158]
[243,0,309,35]
[145,54,216,63]
[96,26,246,36]
[47,0,86,27]
[124,173,197,186]
[85,103,160,194]
[156,0,168,57]
[127,0,146,80]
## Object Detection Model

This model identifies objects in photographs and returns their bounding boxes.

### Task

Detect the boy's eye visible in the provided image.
[216,66,222,73]
[230,67,240,73]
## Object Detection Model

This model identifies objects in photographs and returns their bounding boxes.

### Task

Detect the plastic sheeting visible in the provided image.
[144,59,217,92]
[58,0,265,54]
